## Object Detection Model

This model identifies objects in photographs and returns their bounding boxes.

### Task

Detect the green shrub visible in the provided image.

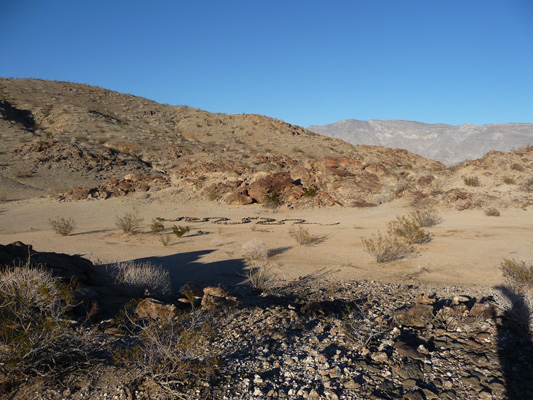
[388,216,430,244]
[172,225,190,238]
[116,211,144,234]
[302,187,317,197]
[263,189,282,209]
[151,219,164,234]
[463,176,480,187]
[362,232,415,263]
[49,216,77,236]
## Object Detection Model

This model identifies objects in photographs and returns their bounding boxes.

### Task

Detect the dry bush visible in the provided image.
[521,177,533,192]
[244,261,278,294]
[362,232,415,263]
[409,208,442,227]
[105,261,171,297]
[463,176,480,187]
[485,207,501,217]
[503,176,515,184]
[511,163,524,171]
[116,211,144,234]
[388,216,430,244]
[172,225,190,238]
[160,233,172,246]
[343,303,385,349]
[49,216,77,236]
[500,259,533,291]
[242,239,269,261]
[289,225,321,246]
[0,263,89,384]
[113,304,219,398]
[151,219,164,234]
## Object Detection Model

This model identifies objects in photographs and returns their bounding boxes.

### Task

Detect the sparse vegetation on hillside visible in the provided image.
[485,207,501,217]
[463,176,480,187]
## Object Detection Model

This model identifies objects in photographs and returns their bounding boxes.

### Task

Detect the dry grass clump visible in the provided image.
[172,225,190,238]
[484,207,501,217]
[244,261,278,294]
[289,225,321,246]
[113,303,219,398]
[242,239,269,261]
[0,263,89,385]
[49,216,77,236]
[510,162,524,171]
[362,232,415,263]
[116,211,144,234]
[463,176,480,187]
[105,261,171,297]
[409,208,442,227]
[503,176,515,185]
[388,215,430,244]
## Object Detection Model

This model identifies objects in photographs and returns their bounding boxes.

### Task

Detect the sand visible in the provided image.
[1,196,532,291]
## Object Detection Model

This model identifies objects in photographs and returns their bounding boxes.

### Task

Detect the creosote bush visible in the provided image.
[263,189,282,209]
[463,176,480,187]
[503,176,515,185]
[388,216,430,244]
[49,216,77,236]
[409,208,442,227]
[242,239,269,261]
[500,259,533,291]
[362,232,415,263]
[116,211,144,234]
[172,225,190,238]
[485,207,501,217]
[151,219,164,234]
[289,225,321,246]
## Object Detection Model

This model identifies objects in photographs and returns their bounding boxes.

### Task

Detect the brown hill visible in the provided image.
[1,77,532,209]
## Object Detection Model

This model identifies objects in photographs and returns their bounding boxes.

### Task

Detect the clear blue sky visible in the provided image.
[2,1,532,127]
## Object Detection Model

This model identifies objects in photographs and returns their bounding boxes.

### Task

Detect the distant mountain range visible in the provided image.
[307,119,533,165]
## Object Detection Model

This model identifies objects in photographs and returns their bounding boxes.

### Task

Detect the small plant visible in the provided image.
[362,232,415,263]
[151,219,165,234]
[263,189,282,209]
[521,177,533,192]
[207,188,220,201]
[503,176,516,184]
[302,186,317,197]
[500,259,533,291]
[485,207,501,217]
[242,240,269,261]
[388,216,430,244]
[116,211,144,234]
[463,176,480,187]
[172,225,190,238]
[289,225,321,246]
[244,261,278,294]
[511,163,524,171]
[105,261,171,297]
[409,208,441,227]
[49,216,77,236]
[160,233,172,246]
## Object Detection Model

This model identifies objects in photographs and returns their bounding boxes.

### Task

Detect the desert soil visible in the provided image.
[1,195,530,292]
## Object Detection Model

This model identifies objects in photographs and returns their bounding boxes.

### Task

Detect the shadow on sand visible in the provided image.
[494,286,533,399]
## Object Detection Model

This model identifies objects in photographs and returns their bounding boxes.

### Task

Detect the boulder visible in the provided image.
[225,188,253,205]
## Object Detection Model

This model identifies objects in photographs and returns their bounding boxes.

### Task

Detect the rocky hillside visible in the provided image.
[308,119,533,166]
[2,78,533,210]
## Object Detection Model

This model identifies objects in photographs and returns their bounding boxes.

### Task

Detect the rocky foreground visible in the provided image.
[1,243,532,400]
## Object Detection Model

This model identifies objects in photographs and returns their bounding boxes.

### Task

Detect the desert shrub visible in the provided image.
[242,239,269,261]
[160,233,172,246]
[172,225,190,238]
[116,211,144,234]
[500,259,533,291]
[263,189,282,209]
[511,163,524,171]
[0,263,88,383]
[362,232,415,263]
[49,216,77,236]
[302,187,317,197]
[343,303,384,349]
[485,207,501,217]
[388,216,430,244]
[409,208,442,227]
[206,188,220,201]
[244,261,278,294]
[105,261,171,297]
[463,176,480,187]
[151,219,164,234]
[521,177,533,192]
[503,176,516,184]
[289,225,320,246]
[113,304,219,397]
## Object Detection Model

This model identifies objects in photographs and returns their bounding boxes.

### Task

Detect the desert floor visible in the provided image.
[1,196,532,292]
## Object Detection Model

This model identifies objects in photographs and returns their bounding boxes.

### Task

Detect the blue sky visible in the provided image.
[1,1,532,127]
